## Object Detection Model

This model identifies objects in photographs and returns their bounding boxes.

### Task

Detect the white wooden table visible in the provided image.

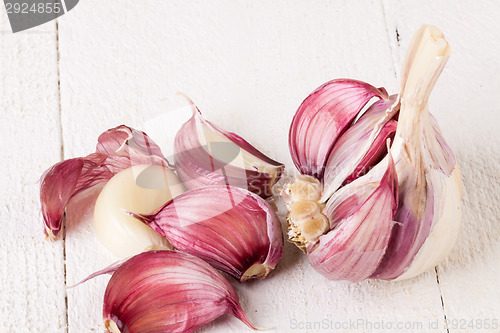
[1,1,499,332]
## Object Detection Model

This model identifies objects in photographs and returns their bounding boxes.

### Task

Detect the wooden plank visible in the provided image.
[382,0,500,331]
[0,10,66,333]
[59,1,445,331]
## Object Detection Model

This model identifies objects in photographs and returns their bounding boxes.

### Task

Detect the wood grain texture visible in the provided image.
[58,1,444,332]
[0,9,66,333]
[2,0,499,332]
[383,1,500,331]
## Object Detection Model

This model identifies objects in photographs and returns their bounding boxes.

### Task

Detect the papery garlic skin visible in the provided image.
[394,167,462,281]
[132,185,283,282]
[307,150,398,282]
[94,164,185,258]
[40,125,170,240]
[373,25,461,280]
[284,25,461,282]
[103,251,256,333]
[321,96,398,201]
[174,97,284,199]
[289,79,389,180]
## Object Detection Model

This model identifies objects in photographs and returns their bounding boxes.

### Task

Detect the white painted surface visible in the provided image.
[1,1,499,332]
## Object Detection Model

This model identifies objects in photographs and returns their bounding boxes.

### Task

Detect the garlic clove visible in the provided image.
[174,96,284,199]
[321,96,398,202]
[307,149,398,282]
[289,79,389,180]
[283,175,325,252]
[284,174,323,204]
[40,156,110,239]
[103,250,256,333]
[289,201,322,220]
[40,125,170,240]
[131,186,283,282]
[94,164,185,258]
[373,25,461,280]
[95,125,169,166]
[297,214,329,243]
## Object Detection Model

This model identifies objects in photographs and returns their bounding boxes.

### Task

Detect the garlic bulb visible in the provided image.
[40,125,170,239]
[94,164,185,258]
[103,250,256,333]
[131,185,283,281]
[284,25,462,281]
[174,96,284,199]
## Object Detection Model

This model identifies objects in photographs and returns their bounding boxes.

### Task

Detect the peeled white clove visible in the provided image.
[40,125,170,240]
[131,185,283,282]
[93,164,185,258]
[103,250,256,333]
[289,79,389,180]
[174,96,284,199]
[284,25,462,281]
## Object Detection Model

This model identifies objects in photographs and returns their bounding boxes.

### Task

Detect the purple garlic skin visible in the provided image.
[289,79,389,181]
[174,98,284,199]
[308,150,398,282]
[285,25,461,282]
[134,185,283,282]
[103,250,256,333]
[40,125,170,240]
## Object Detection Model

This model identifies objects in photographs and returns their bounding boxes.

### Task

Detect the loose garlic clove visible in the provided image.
[285,174,322,202]
[103,251,256,333]
[174,95,284,199]
[40,125,170,240]
[289,79,389,180]
[132,186,283,282]
[94,165,185,258]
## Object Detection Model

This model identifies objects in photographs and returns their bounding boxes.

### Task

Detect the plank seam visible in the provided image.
[380,2,449,331]
[435,266,450,333]
[379,0,399,80]
[55,17,69,333]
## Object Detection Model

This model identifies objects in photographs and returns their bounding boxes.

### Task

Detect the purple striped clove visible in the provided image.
[40,125,170,240]
[131,185,283,282]
[103,250,256,333]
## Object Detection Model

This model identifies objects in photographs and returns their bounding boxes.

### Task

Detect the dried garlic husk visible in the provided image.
[103,251,256,333]
[321,96,398,201]
[284,25,462,281]
[289,79,389,180]
[40,125,170,240]
[131,185,283,281]
[93,164,185,258]
[308,148,398,281]
[174,96,284,199]
[372,25,462,280]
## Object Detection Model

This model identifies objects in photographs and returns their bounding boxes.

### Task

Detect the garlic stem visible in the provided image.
[398,25,451,137]
[373,25,461,280]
